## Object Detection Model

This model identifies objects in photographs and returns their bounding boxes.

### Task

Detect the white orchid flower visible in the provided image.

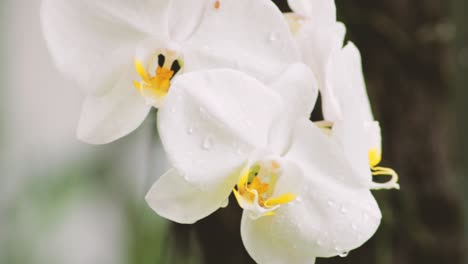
[41,0,299,144]
[284,0,399,190]
[285,0,346,115]
[146,65,382,263]
[320,42,399,190]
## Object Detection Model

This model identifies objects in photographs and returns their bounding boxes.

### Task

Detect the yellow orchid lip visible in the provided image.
[233,161,297,217]
[133,52,183,107]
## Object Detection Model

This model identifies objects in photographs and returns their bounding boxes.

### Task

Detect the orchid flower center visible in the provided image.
[133,50,184,107]
[233,160,296,218]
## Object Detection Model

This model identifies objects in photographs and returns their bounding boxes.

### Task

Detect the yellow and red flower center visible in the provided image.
[233,161,296,217]
[133,51,183,107]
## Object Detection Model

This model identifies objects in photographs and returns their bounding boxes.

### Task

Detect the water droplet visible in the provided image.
[170,106,177,113]
[351,222,358,231]
[186,127,194,135]
[362,212,369,221]
[316,239,323,246]
[268,32,277,42]
[296,196,303,203]
[199,106,208,118]
[339,251,349,258]
[327,200,335,207]
[340,206,348,214]
[202,136,214,150]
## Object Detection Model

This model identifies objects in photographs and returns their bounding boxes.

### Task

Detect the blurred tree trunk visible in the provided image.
[169,0,465,263]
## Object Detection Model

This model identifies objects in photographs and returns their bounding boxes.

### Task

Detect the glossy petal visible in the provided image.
[242,119,381,262]
[184,0,299,83]
[324,42,374,122]
[268,63,318,155]
[158,69,284,188]
[41,0,170,95]
[77,65,151,144]
[287,0,336,23]
[146,168,236,224]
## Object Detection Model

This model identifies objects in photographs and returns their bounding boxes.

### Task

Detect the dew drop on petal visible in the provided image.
[327,200,335,207]
[268,32,277,42]
[186,127,194,135]
[202,136,214,150]
[362,212,369,222]
[340,206,348,214]
[316,239,323,246]
[351,222,358,231]
[339,251,349,258]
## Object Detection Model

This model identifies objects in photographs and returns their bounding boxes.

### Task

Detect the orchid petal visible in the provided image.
[77,65,151,144]
[241,119,381,262]
[296,22,346,119]
[158,69,283,188]
[184,0,299,83]
[146,168,236,224]
[41,0,170,95]
[324,42,374,122]
[287,0,336,23]
[268,63,318,155]
[168,0,208,42]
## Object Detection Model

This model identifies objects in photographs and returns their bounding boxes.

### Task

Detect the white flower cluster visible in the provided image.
[41,0,399,263]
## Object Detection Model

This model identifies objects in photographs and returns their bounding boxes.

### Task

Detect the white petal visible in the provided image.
[184,0,299,83]
[287,0,336,23]
[241,119,381,262]
[332,119,373,187]
[268,63,318,154]
[41,0,170,95]
[324,42,374,122]
[296,22,345,121]
[77,65,151,144]
[168,0,208,42]
[158,69,283,188]
[241,213,316,264]
[146,168,236,224]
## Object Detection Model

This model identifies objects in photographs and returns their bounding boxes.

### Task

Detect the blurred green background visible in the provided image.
[1,0,467,263]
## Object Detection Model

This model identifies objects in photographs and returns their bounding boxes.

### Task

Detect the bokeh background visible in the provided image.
[1,0,466,263]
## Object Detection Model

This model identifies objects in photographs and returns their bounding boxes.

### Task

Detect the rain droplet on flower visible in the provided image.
[362,212,369,221]
[340,206,348,214]
[186,127,194,135]
[316,239,324,246]
[327,200,335,207]
[351,222,358,231]
[268,32,277,42]
[202,136,214,150]
[339,251,349,258]
[295,196,303,203]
